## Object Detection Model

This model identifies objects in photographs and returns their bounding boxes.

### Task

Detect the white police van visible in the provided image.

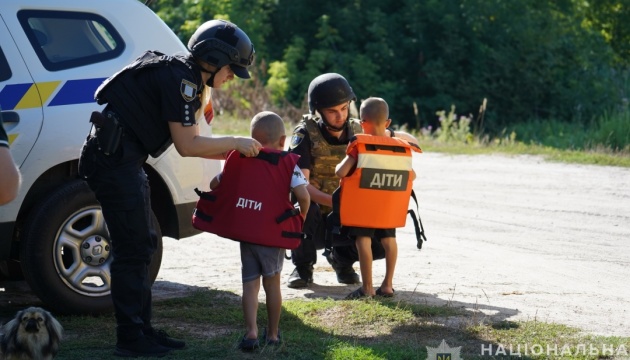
[0,0,219,313]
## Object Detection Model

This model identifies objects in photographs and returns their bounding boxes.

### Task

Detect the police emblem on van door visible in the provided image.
[360,168,408,191]
[180,79,198,102]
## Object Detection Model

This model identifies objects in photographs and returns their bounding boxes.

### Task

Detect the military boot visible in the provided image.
[287,265,313,288]
[326,253,360,284]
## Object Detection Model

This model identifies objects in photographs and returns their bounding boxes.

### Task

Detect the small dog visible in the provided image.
[0,307,63,360]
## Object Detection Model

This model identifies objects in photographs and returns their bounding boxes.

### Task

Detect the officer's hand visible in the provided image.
[234,136,262,157]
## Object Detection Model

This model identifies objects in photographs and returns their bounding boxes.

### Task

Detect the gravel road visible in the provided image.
[155,153,630,337]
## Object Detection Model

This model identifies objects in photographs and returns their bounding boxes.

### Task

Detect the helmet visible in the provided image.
[188,20,255,79]
[307,73,356,114]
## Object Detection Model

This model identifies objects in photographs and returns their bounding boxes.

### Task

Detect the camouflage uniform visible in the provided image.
[287,115,367,285]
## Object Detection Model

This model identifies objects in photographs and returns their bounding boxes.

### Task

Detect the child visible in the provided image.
[209,111,310,350]
[335,97,417,299]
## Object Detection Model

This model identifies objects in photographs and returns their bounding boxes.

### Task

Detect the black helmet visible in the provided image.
[307,73,356,114]
[188,20,255,79]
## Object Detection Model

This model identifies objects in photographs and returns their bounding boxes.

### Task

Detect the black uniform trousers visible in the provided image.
[79,134,157,342]
[291,201,367,268]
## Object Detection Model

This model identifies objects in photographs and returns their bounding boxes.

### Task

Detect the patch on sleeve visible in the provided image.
[180,79,198,102]
[289,133,305,149]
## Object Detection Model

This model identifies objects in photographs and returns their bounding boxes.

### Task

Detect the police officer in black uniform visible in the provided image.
[78,20,261,358]
[287,73,419,289]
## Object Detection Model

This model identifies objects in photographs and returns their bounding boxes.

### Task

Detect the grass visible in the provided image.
[2,289,627,359]
[210,113,630,168]
[418,138,630,167]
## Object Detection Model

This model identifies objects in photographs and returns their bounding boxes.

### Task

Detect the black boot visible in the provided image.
[144,327,186,349]
[287,265,313,288]
[114,335,172,358]
[327,253,360,284]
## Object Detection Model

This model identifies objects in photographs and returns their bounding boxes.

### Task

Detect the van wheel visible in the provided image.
[19,180,163,314]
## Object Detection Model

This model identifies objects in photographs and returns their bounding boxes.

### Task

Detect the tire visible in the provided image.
[19,180,163,314]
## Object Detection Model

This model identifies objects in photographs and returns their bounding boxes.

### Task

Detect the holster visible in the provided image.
[90,111,123,156]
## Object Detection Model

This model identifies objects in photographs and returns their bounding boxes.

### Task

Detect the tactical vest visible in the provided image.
[95,50,201,157]
[192,148,304,249]
[339,134,422,229]
[300,115,362,214]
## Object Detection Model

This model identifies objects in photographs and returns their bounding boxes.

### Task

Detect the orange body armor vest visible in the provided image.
[339,134,422,229]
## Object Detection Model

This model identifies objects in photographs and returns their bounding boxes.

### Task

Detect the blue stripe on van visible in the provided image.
[48,78,106,106]
[0,83,32,110]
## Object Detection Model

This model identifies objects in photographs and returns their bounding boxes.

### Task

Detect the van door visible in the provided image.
[0,17,44,167]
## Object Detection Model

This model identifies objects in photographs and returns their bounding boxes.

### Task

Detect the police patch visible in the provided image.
[289,133,304,149]
[180,79,198,102]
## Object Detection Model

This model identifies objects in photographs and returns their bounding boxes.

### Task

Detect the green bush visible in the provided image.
[148,0,629,141]
[592,109,630,151]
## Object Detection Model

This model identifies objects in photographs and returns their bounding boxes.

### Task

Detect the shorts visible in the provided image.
[347,227,396,239]
[240,242,286,283]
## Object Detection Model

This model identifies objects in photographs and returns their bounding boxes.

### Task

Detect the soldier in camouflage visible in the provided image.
[287,73,417,288]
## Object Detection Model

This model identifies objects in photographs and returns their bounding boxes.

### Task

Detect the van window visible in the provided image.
[0,48,11,81]
[18,10,125,71]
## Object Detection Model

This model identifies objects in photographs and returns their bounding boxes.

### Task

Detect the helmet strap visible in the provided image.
[205,71,217,87]
[196,59,219,87]
[320,111,349,132]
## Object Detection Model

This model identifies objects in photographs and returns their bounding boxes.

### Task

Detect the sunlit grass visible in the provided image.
[4,289,625,359]
[211,112,630,168]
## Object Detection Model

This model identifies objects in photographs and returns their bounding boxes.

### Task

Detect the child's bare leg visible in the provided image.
[356,236,375,296]
[379,237,397,294]
[262,272,282,341]
[242,278,261,339]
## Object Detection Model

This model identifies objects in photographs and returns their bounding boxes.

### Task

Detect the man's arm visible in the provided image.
[168,122,261,159]
[300,169,334,208]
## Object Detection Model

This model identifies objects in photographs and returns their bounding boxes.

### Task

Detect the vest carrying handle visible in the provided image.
[193,208,213,223]
[276,208,301,223]
[365,144,407,153]
[194,188,216,201]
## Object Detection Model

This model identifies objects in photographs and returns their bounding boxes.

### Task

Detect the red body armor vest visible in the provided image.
[192,148,304,249]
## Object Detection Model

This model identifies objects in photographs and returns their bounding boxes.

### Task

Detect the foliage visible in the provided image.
[145,0,629,142]
[577,0,630,63]
[434,105,473,144]
[506,105,630,152]
[591,108,630,151]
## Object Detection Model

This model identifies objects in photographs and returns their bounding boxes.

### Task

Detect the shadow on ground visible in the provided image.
[1,280,520,359]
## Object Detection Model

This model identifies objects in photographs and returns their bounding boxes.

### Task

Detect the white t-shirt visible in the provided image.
[291,165,307,189]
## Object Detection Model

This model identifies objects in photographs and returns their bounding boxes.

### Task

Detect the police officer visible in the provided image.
[287,73,418,288]
[78,20,261,358]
